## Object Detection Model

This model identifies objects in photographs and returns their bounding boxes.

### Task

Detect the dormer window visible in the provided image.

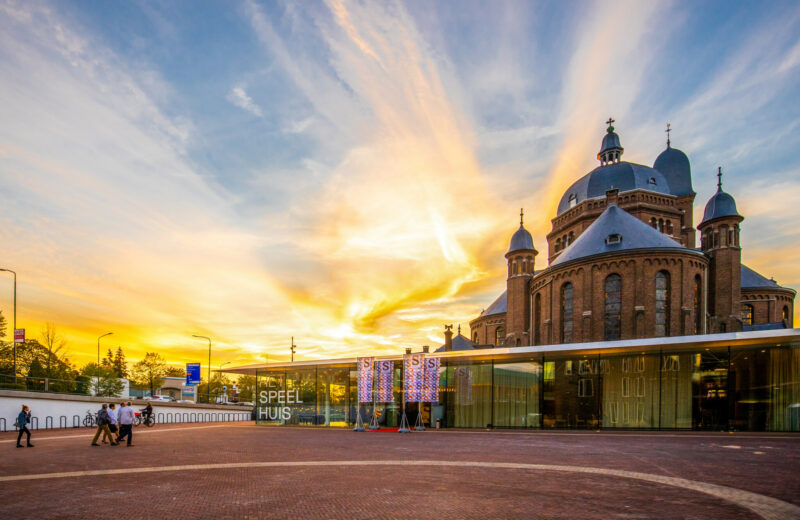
[568,193,577,208]
[648,177,657,186]
[605,233,622,245]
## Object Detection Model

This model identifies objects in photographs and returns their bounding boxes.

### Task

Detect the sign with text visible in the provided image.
[258,380,302,421]
[404,354,425,402]
[375,360,394,402]
[422,357,440,402]
[186,363,201,385]
[357,357,374,403]
[14,328,24,343]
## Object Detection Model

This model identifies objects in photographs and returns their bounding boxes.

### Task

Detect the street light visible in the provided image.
[97,332,113,366]
[0,269,17,383]
[192,335,211,403]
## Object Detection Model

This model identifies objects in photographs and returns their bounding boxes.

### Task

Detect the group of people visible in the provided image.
[13,401,154,449]
[91,401,153,447]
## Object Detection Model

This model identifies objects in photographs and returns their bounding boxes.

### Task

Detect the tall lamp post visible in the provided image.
[97,332,113,365]
[192,335,211,403]
[0,268,17,383]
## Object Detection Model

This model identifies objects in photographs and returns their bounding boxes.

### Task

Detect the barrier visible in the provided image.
[0,418,5,432]
[45,416,53,429]
[73,415,80,428]
[157,413,164,423]
[59,416,67,428]
[182,413,189,422]
[31,416,39,430]
[191,412,197,423]
[166,412,173,423]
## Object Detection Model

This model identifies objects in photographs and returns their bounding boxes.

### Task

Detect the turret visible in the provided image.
[505,209,537,346]
[698,167,743,333]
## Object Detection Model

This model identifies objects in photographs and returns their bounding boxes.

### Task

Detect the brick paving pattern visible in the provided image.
[1,424,798,519]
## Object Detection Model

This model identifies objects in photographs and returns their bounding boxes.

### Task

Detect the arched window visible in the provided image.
[561,283,574,343]
[604,274,622,341]
[783,306,790,322]
[657,219,664,232]
[473,332,478,343]
[666,221,673,235]
[655,271,670,337]
[742,304,753,326]
[694,275,703,334]
[555,238,561,252]
[495,326,504,346]
[534,293,542,346]
[568,231,574,245]
[569,193,577,208]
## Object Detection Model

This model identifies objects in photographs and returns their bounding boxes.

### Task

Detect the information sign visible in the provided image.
[186,363,201,385]
[14,328,24,343]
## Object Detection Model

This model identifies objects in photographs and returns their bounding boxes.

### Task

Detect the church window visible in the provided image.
[694,275,703,334]
[657,219,664,232]
[534,293,542,346]
[569,193,577,208]
[655,271,671,337]
[650,218,657,229]
[648,177,657,186]
[728,228,734,245]
[555,238,561,252]
[783,306,790,321]
[742,304,753,326]
[495,326,504,346]
[474,332,478,343]
[666,221,673,235]
[605,233,622,245]
[561,283,574,343]
[712,230,719,248]
[568,231,574,245]
[604,274,622,341]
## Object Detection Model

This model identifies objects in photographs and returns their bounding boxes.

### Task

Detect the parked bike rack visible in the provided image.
[73,415,80,428]
[45,416,53,429]
[166,412,173,423]
[157,413,164,423]
[183,413,189,422]
[0,418,6,432]
[30,416,39,430]
[191,412,197,423]
[59,416,67,429]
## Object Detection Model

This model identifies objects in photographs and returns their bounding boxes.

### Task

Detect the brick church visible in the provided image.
[457,121,795,350]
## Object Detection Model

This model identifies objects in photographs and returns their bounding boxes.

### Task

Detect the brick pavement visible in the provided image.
[0,424,798,519]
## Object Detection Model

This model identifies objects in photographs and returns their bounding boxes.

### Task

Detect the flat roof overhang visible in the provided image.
[222,328,800,376]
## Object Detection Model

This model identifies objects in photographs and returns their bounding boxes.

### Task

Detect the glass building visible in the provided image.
[227,329,800,431]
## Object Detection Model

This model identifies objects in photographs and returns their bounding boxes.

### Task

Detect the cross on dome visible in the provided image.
[665,123,671,147]
[520,208,524,226]
[605,117,615,132]
[717,166,723,191]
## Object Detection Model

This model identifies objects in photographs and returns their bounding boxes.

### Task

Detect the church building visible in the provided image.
[467,121,795,350]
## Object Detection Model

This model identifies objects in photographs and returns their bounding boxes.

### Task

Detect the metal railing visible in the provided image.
[0,412,250,432]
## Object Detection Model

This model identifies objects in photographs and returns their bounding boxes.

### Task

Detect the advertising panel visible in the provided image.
[422,357,440,402]
[357,357,374,403]
[375,360,394,402]
[404,353,425,402]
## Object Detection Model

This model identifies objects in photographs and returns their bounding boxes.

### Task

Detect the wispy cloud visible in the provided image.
[226,86,263,117]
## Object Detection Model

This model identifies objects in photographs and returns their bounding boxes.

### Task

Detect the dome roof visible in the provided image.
[551,204,697,267]
[557,162,671,215]
[701,188,740,223]
[653,146,694,196]
[599,130,622,156]
[508,225,534,253]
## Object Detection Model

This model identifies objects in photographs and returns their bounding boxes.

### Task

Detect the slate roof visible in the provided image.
[550,204,698,267]
[557,162,671,215]
[653,146,694,196]
[743,322,788,332]
[434,334,477,353]
[701,188,740,224]
[741,264,782,289]
[478,290,507,317]
[508,225,534,253]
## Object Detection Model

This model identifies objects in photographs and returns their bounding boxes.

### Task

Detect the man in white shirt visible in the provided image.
[117,402,135,447]
[108,403,119,442]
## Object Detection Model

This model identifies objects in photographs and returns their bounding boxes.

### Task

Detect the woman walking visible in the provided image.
[16,405,33,448]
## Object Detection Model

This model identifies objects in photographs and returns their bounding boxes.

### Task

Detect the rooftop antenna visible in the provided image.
[290,336,296,362]
[520,208,524,226]
[665,123,671,147]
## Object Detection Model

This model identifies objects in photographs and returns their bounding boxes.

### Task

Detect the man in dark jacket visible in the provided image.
[91,404,117,446]
[16,405,33,448]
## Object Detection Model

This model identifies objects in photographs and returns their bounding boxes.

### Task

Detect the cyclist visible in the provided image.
[140,402,153,425]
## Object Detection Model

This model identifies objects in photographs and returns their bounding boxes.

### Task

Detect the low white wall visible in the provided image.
[0,390,252,431]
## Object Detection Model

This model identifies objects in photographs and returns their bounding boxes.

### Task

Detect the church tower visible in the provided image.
[505,209,537,346]
[698,168,743,333]
[654,124,696,247]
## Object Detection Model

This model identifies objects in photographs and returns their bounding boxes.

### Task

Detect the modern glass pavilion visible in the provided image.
[225,329,800,431]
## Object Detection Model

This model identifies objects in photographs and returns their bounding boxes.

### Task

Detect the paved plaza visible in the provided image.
[1,423,799,519]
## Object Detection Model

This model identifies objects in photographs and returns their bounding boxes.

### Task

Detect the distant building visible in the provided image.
[470,122,795,348]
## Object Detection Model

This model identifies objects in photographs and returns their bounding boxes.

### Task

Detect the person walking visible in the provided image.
[117,401,135,447]
[91,404,117,446]
[108,403,119,443]
[16,405,33,448]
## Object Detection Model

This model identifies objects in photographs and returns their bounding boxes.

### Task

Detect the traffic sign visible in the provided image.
[14,329,24,343]
[186,363,201,385]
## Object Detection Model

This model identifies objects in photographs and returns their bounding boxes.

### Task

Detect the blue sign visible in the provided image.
[186,363,201,385]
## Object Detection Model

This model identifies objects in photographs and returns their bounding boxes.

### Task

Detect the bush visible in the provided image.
[0,382,26,391]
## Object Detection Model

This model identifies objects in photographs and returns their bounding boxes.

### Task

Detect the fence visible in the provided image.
[1,410,251,432]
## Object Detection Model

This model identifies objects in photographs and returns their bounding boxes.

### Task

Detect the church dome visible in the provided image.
[508,225,534,253]
[654,146,694,196]
[701,167,741,224]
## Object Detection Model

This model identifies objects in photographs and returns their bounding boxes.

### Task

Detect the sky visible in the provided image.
[0,0,799,371]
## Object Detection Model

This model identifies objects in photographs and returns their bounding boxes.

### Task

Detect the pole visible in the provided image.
[290,336,296,362]
[97,332,113,366]
[0,269,16,383]
[192,335,212,403]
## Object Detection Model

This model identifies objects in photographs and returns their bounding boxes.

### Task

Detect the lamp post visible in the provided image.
[0,269,16,383]
[192,335,211,403]
[97,332,113,366]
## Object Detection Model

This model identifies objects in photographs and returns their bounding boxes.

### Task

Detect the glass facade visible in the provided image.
[255,341,800,431]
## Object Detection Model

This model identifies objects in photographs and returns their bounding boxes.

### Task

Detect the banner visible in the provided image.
[375,360,394,402]
[455,366,473,405]
[404,354,425,402]
[357,357,374,403]
[422,357,440,402]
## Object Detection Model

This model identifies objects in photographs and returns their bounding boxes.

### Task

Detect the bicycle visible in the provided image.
[82,409,96,428]
[133,412,156,427]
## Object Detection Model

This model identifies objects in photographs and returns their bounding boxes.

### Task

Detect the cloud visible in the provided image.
[226,86,263,117]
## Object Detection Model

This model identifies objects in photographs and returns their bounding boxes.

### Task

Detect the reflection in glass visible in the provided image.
[493,362,541,428]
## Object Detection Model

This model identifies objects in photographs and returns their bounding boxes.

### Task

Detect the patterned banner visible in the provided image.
[404,354,425,402]
[455,366,473,405]
[422,357,440,402]
[357,357,374,403]
[375,360,394,402]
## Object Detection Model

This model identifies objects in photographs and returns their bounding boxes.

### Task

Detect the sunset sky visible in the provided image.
[0,0,799,371]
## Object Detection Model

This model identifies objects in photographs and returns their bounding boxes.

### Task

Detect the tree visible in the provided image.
[39,323,67,379]
[197,373,232,403]
[0,310,6,339]
[164,365,186,377]
[237,375,257,402]
[130,352,167,395]
[113,346,128,378]
[80,363,124,397]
